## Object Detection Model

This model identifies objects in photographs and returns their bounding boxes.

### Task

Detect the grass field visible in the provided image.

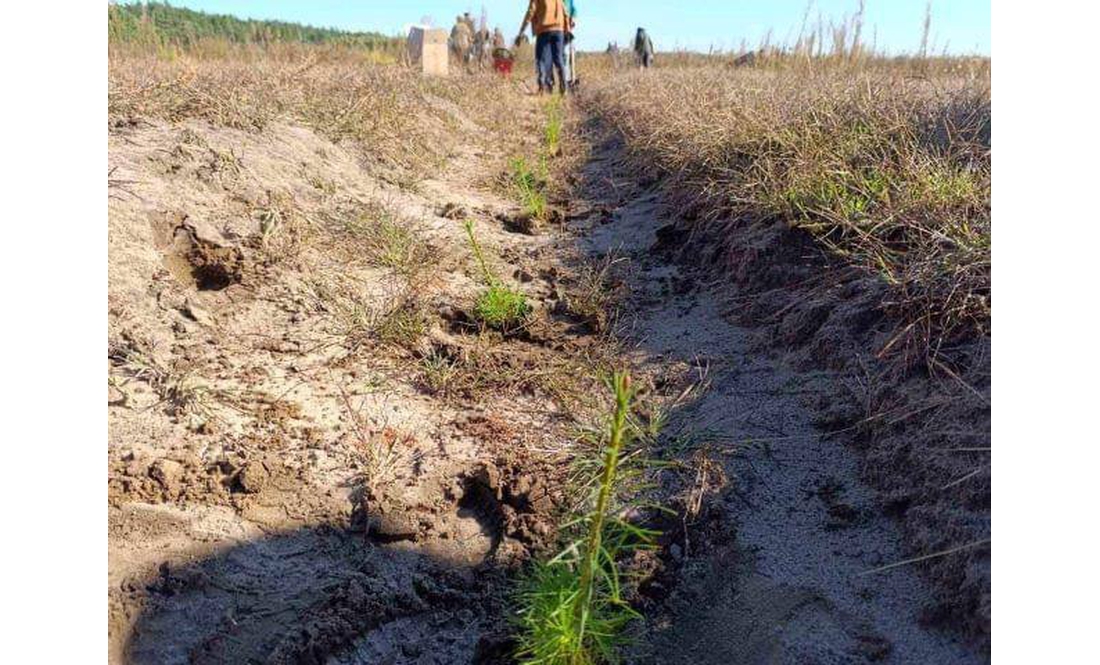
[583,52,990,370]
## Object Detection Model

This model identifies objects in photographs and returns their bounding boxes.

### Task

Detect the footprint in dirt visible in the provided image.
[643,567,894,665]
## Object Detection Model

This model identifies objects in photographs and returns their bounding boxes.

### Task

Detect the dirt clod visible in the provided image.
[149,459,183,494]
[236,460,269,493]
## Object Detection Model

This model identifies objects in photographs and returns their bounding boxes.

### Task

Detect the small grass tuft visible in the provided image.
[420,350,460,394]
[344,206,427,277]
[374,299,429,350]
[545,96,564,156]
[510,156,549,221]
[464,219,531,330]
[303,276,428,352]
[565,253,627,335]
[474,284,531,330]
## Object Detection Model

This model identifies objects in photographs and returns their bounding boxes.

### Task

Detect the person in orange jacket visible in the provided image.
[516,0,570,94]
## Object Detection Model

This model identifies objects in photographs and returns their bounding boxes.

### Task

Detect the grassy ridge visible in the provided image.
[584,58,990,367]
[582,54,992,649]
[108,48,526,183]
[108,2,394,49]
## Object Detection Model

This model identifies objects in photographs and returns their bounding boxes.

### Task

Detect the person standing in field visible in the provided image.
[634,27,654,69]
[473,26,492,70]
[516,0,569,94]
[563,0,578,88]
[492,27,506,50]
[450,16,473,67]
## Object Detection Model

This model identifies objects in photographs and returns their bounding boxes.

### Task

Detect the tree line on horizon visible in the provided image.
[108,2,393,49]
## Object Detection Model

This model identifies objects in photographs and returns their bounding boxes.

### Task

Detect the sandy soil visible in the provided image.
[108,108,581,663]
[108,96,986,663]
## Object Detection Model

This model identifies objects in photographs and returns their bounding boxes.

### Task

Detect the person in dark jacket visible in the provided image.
[634,27,654,69]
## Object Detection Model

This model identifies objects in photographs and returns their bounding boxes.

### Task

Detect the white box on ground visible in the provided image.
[407,26,449,77]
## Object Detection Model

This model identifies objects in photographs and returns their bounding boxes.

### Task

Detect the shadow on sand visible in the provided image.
[123,516,512,664]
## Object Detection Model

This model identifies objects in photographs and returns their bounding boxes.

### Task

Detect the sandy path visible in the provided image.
[569,137,983,664]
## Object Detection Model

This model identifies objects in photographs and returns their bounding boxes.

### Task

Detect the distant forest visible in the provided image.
[108,2,393,48]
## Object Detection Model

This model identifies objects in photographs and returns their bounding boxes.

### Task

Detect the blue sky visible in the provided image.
[152,1,990,55]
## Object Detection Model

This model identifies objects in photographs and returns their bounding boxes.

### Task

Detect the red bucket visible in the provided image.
[492,48,514,76]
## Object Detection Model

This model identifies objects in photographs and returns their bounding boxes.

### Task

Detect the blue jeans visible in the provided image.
[535,30,565,92]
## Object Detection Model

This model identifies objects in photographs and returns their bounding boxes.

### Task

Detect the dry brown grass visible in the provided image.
[109,42,529,183]
[582,56,990,368]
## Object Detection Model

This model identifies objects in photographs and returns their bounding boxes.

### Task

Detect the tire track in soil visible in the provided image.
[568,133,984,664]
